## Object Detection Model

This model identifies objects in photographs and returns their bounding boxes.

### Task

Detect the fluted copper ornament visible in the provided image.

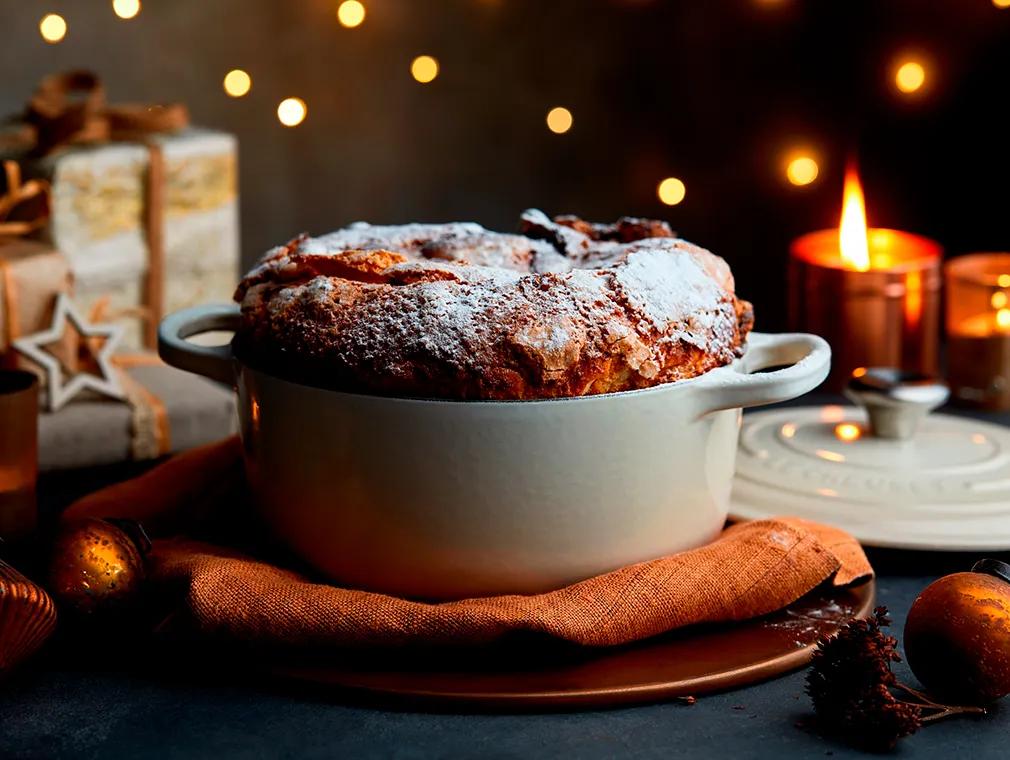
[0,558,57,673]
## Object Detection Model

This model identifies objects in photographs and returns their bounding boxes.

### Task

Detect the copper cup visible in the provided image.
[946,253,1010,410]
[0,370,38,542]
[789,229,942,391]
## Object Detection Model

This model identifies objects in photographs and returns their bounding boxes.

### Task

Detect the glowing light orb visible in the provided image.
[834,423,862,442]
[786,155,819,186]
[411,55,439,84]
[546,107,573,134]
[337,1,366,28]
[223,69,252,98]
[277,98,307,127]
[40,14,67,43]
[657,177,687,206]
[895,60,926,94]
[112,0,141,20]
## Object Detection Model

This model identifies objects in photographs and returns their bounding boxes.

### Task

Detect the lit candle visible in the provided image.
[946,253,1010,409]
[788,165,942,389]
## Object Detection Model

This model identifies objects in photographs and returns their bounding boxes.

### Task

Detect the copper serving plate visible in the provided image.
[265,580,874,710]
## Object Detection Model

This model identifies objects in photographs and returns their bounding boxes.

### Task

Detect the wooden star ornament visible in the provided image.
[13,293,126,412]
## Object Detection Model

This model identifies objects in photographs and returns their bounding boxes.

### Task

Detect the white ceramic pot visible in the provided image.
[159,304,830,600]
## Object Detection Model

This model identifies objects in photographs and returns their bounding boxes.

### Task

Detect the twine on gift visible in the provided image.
[0,258,19,363]
[14,70,189,349]
[112,354,173,461]
[87,296,172,459]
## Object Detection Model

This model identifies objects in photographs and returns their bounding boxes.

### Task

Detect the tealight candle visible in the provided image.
[946,253,1010,410]
[0,370,38,541]
[788,166,942,389]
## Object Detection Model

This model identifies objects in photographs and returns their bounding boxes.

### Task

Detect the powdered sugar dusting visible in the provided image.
[239,212,751,398]
[612,246,727,345]
[303,222,486,255]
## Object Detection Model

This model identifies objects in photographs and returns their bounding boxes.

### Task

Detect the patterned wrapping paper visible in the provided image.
[2,127,240,349]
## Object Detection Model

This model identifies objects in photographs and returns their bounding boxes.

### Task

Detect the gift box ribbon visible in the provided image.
[11,70,191,348]
[112,354,173,461]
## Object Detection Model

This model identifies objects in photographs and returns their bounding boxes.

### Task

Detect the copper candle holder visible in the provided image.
[789,228,942,390]
[0,370,38,542]
[946,253,1010,410]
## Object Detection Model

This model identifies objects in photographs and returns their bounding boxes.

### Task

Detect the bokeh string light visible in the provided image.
[411,55,439,83]
[277,97,308,127]
[337,1,366,28]
[895,60,927,94]
[112,0,141,20]
[39,13,67,43]
[223,69,252,98]
[785,153,819,186]
[82,3,960,193]
[994,0,1010,9]
[657,177,687,206]
[546,107,573,134]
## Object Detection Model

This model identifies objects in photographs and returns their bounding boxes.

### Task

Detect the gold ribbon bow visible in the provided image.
[23,70,190,157]
[0,160,50,239]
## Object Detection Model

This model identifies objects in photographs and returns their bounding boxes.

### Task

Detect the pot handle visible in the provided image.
[158,304,240,385]
[691,332,830,417]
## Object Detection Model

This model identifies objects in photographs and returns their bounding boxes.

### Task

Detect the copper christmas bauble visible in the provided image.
[904,559,1010,704]
[0,559,58,672]
[47,518,148,616]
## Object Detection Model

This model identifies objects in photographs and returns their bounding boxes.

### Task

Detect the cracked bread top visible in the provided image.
[233,210,754,399]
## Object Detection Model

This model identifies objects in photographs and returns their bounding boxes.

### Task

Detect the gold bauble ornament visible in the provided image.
[904,559,1010,705]
[47,518,149,617]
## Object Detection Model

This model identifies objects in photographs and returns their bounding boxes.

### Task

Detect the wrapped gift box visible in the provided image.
[38,359,237,472]
[2,128,239,349]
[0,237,76,374]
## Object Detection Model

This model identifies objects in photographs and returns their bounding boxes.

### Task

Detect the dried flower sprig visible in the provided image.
[806,606,985,751]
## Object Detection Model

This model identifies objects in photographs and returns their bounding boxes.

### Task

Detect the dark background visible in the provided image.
[3,0,1009,330]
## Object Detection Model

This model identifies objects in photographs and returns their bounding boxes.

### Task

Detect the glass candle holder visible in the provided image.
[946,253,1010,410]
[0,370,38,541]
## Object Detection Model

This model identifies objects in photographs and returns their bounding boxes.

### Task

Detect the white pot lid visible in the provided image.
[730,369,1010,551]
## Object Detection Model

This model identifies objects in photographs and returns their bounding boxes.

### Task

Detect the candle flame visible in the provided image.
[839,164,870,272]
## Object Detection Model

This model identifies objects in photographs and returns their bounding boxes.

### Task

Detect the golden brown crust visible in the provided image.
[235,211,754,399]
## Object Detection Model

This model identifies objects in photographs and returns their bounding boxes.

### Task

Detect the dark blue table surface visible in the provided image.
[3,398,1010,759]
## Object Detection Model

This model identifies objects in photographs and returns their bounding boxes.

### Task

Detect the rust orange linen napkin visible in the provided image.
[64,437,873,649]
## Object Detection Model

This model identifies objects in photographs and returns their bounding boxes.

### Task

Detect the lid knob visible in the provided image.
[843,368,949,440]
